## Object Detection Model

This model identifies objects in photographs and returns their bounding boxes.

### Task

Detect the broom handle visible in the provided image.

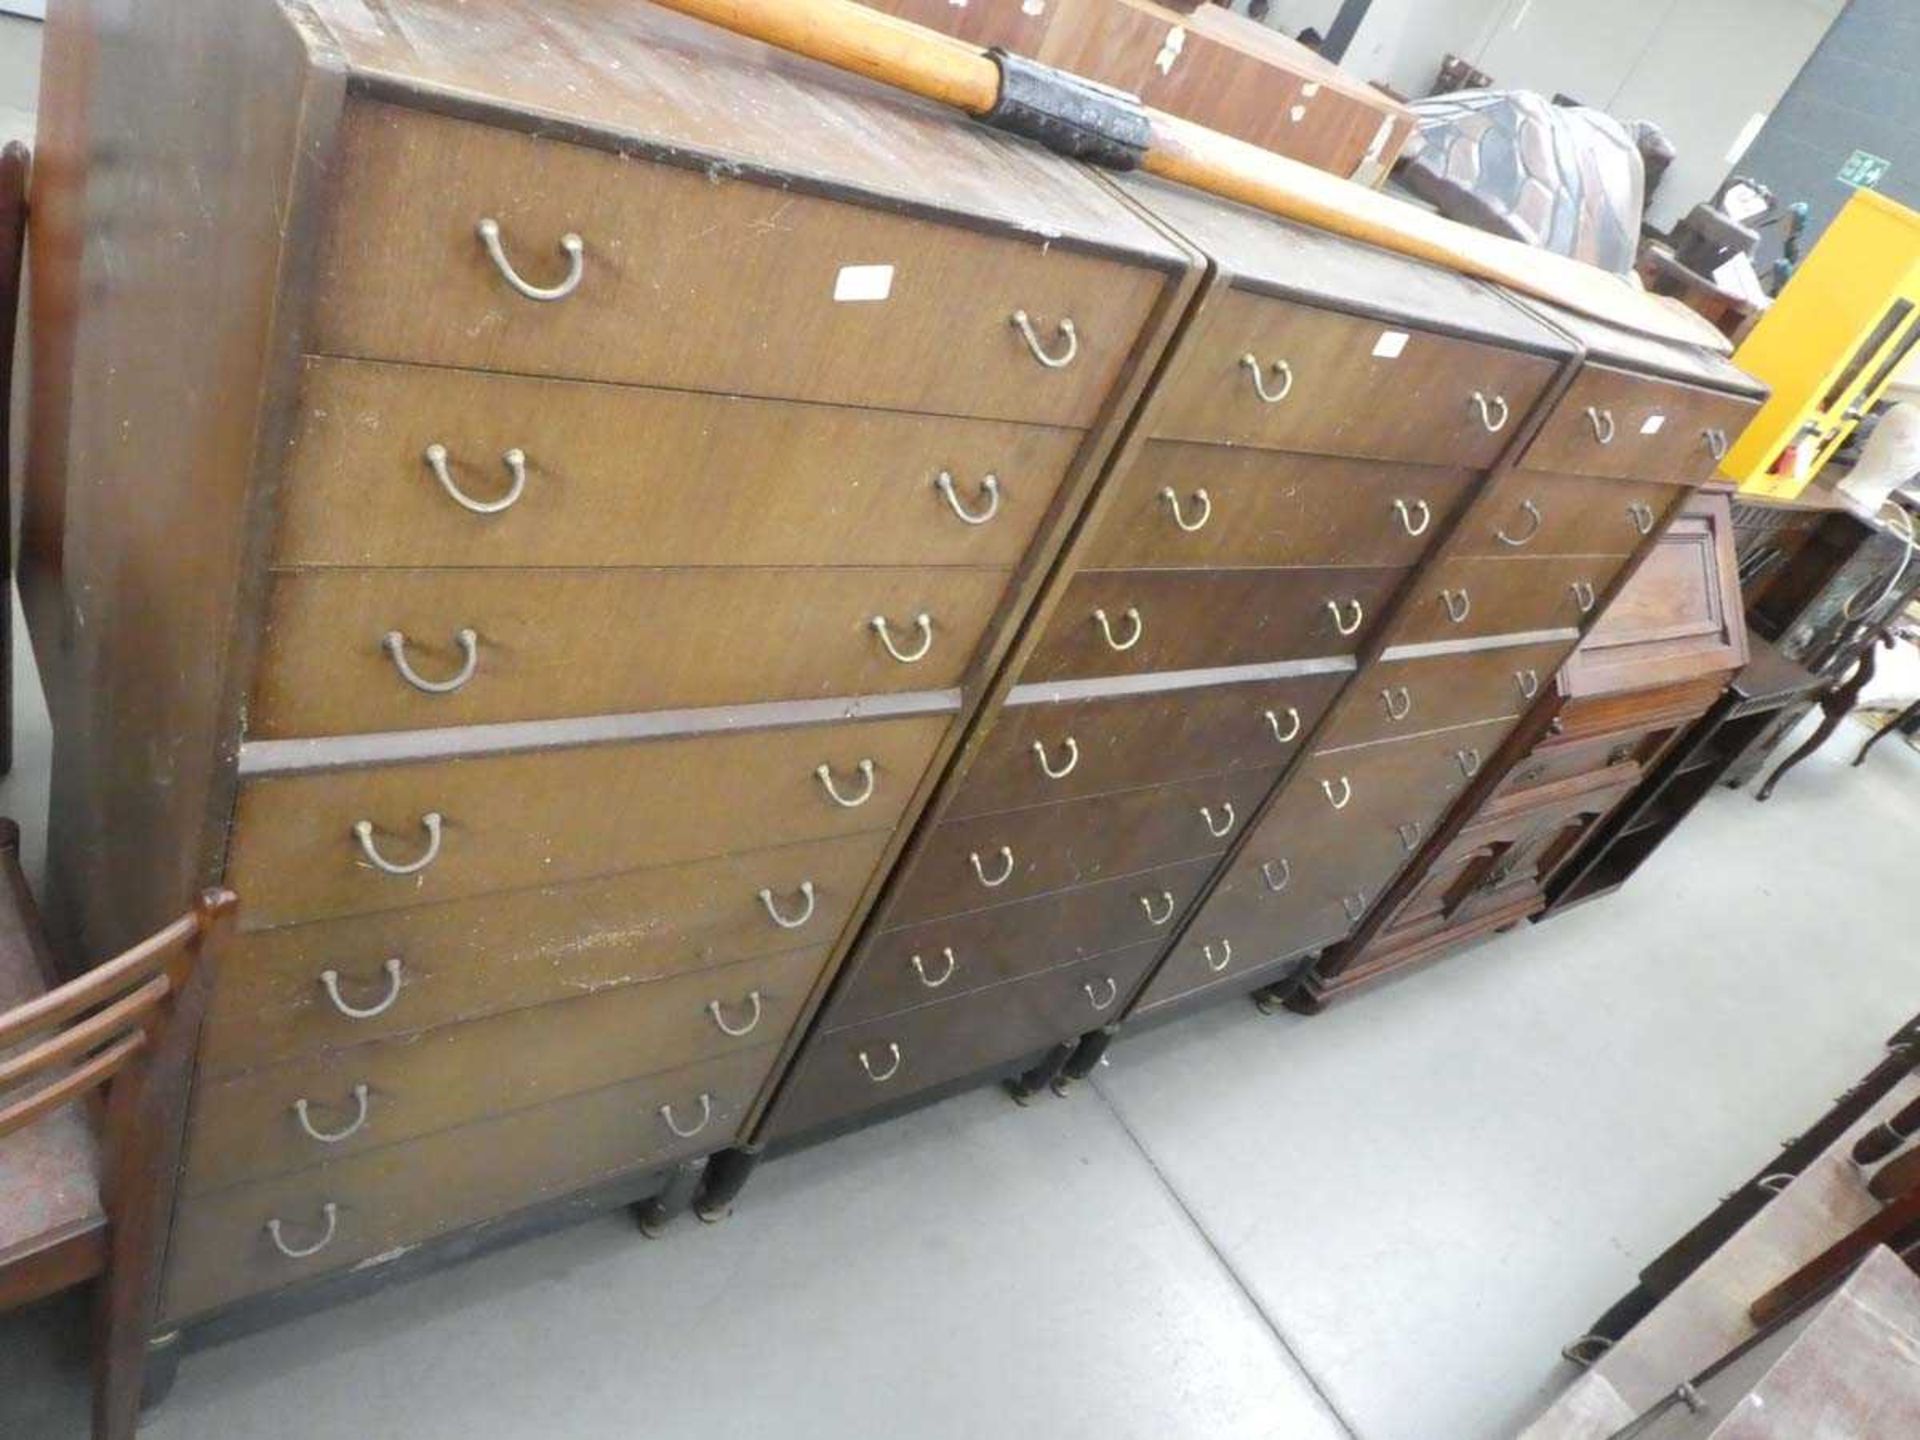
[648,0,1728,355]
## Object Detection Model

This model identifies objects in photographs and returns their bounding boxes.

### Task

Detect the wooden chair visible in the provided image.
[0,818,235,1439]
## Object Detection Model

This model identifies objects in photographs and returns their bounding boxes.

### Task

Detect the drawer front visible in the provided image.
[162,1047,772,1323]
[314,103,1166,427]
[1082,441,1478,571]
[1134,877,1343,1012]
[202,831,892,1078]
[277,359,1085,570]
[948,671,1345,815]
[1522,366,1760,483]
[184,946,823,1195]
[1499,731,1659,799]
[1390,555,1623,646]
[253,567,1009,739]
[1452,469,1687,559]
[829,856,1216,1027]
[1022,567,1403,682]
[1314,639,1574,751]
[1153,287,1560,464]
[766,944,1163,1141]
[885,767,1277,925]
[227,713,948,928]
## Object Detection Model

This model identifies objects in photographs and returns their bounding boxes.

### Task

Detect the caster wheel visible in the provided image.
[636,1211,670,1239]
[694,1204,731,1225]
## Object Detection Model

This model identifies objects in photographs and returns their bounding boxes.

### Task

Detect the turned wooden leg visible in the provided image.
[1052,1027,1117,1094]
[1759,641,1882,801]
[1853,695,1920,767]
[692,1145,761,1223]
[1006,1039,1077,1104]
[633,1158,706,1238]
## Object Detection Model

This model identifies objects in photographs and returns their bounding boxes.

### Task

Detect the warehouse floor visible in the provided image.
[2,586,1918,1439]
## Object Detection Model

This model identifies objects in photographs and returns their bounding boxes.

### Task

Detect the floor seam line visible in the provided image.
[1088,1079,1366,1440]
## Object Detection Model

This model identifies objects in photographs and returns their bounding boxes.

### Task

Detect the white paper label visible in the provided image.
[1640,414,1667,435]
[833,264,894,303]
[1373,330,1410,359]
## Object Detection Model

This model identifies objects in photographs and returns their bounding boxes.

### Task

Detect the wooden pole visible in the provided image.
[645,0,1730,355]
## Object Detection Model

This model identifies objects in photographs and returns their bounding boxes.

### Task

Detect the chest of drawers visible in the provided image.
[25,0,1198,1337]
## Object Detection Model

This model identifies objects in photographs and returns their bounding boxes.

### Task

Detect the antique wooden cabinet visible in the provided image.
[24,0,1200,1357]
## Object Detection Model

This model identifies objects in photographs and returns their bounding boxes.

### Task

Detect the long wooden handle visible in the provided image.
[645,0,1729,355]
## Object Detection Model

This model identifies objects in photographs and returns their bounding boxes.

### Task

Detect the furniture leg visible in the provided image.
[1758,637,1882,800]
[632,1158,705,1238]
[1006,1039,1078,1104]
[692,1145,761,1223]
[1853,694,1920,767]
[1052,1028,1115,1094]
[138,1330,183,1414]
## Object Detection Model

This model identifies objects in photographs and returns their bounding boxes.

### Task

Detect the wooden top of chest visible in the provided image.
[294,0,1186,267]
[1515,295,1766,398]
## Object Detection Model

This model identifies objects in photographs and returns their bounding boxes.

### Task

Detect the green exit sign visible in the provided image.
[1839,149,1891,190]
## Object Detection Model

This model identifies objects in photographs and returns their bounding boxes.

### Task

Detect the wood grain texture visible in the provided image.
[275,359,1083,569]
[1521,366,1762,483]
[1313,639,1575,751]
[1452,469,1689,560]
[1391,554,1625,646]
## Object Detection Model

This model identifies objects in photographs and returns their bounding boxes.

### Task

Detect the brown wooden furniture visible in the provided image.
[0,141,27,777]
[0,822,233,1440]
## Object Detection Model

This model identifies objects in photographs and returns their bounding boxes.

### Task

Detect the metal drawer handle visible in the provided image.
[1032,737,1079,780]
[1161,487,1212,533]
[425,443,528,515]
[477,217,584,303]
[1261,858,1292,893]
[1139,890,1175,926]
[707,992,764,1039]
[352,813,443,876]
[1011,310,1078,369]
[1496,499,1543,548]
[815,759,877,809]
[1327,598,1365,637]
[1092,606,1144,652]
[294,1084,371,1145]
[872,612,935,664]
[1456,747,1483,778]
[1392,497,1432,537]
[911,947,957,989]
[1515,668,1541,701]
[1083,976,1120,1011]
[1441,587,1472,624]
[384,629,479,695]
[1627,501,1657,536]
[266,1203,339,1260]
[859,1043,903,1083]
[1381,686,1413,722]
[1203,939,1233,974]
[935,470,1001,526]
[1321,776,1353,811]
[1704,427,1729,461]
[318,959,403,1020]
[1241,353,1295,404]
[1265,706,1302,744]
[1570,579,1598,614]
[1200,803,1236,838]
[1586,406,1616,445]
[1341,892,1368,922]
[970,846,1016,888]
[758,882,816,930]
[1397,820,1423,853]
[1471,391,1510,433]
[659,1094,713,1140]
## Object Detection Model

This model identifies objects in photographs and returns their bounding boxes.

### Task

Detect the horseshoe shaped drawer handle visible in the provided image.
[1341,892,1369,923]
[1200,803,1236,838]
[425,444,528,515]
[1393,497,1432,537]
[353,813,443,876]
[1162,487,1212,533]
[758,882,816,930]
[935,471,1001,525]
[1264,706,1303,745]
[1496,499,1543,547]
[1033,737,1080,779]
[294,1084,371,1145]
[816,759,877,808]
[1381,686,1414,721]
[1261,858,1292,893]
[1570,580,1598,615]
[911,947,957,989]
[267,1202,339,1260]
[872,612,935,664]
[1515,668,1541,701]
[707,992,764,1039]
[1397,820,1423,853]
[1139,890,1176,926]
[319,959,404,1020]
[1093,606,1144,652]
[1241,353,1295,404]
[1327,598,1365,637]
[1627,501,1657,536]
[1011,310,1078,369]
[859,1043,903,1083]
[1471,391,1510,433]
[1456,747,1483,778]
[1083,976,1120,1011]
[477,217,585,302]
[1321,776,1353,811]
[384,629,479,695]
[1704,427,1730,461]
[1203,939,1233,973]
[970,846,1016,888]
[1586,407,1616,445]
[659,1093,714,1140]
[1441,588,1473,624]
